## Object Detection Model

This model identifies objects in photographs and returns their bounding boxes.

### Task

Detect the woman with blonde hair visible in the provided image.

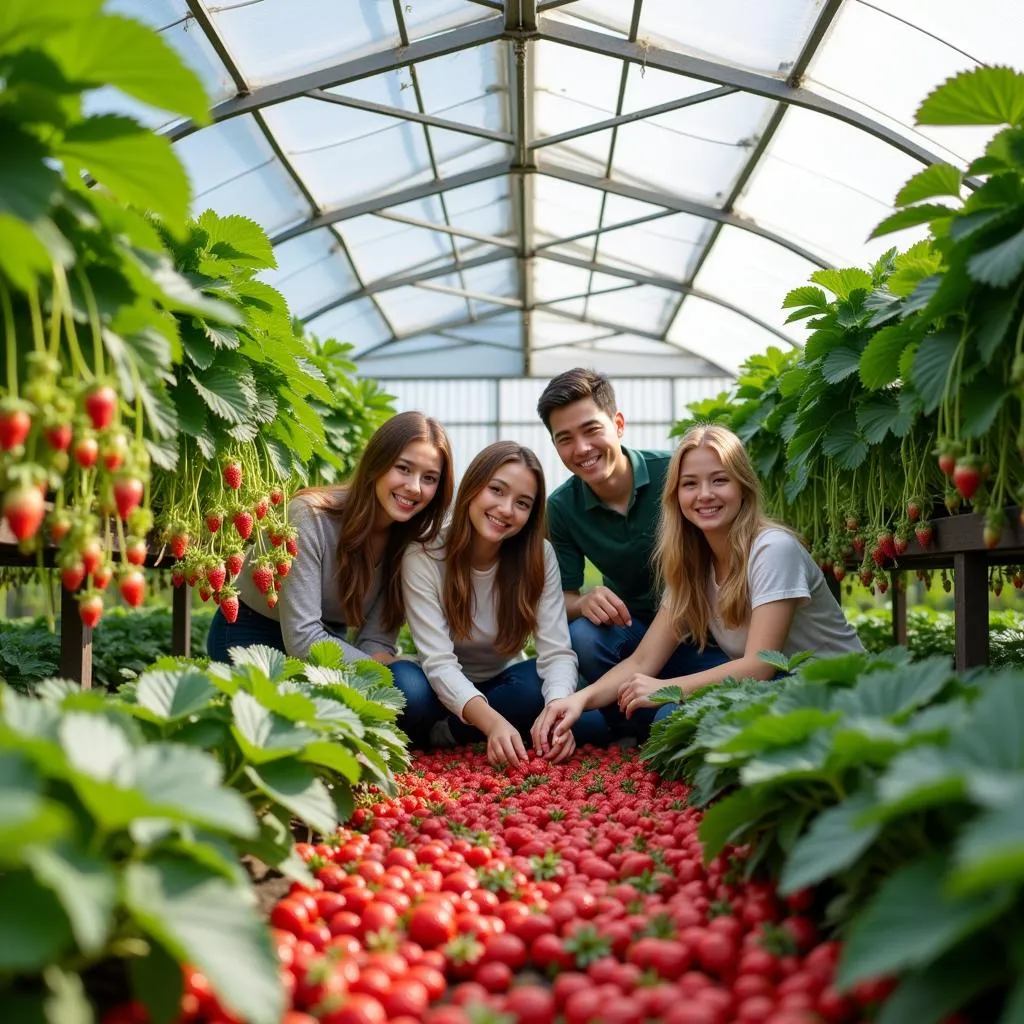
[398,441,608,766]
[531,424,862,752]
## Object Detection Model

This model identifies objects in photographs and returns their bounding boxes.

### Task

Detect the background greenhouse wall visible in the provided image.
[383,375,732,483]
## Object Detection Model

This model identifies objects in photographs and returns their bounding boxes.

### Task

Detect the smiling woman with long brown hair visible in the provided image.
[396,441,608,766]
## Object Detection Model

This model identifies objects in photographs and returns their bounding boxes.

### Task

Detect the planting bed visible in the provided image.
[105,747,896,1024]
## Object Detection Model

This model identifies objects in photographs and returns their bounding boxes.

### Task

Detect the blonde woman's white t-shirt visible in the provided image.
[706,528,863,660]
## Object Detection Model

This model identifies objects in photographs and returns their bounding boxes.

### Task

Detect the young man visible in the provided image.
[535,369,727,739]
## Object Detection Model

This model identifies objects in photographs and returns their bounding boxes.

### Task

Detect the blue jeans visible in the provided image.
[206,601,285,662]
[569,617,730,741]
[390,659,611,751]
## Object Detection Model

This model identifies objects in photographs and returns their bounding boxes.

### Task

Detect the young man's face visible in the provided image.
[548,398,626,487]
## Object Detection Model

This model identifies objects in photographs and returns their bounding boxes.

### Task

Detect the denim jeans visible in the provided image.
[569,616,730,742]
[206,601,285,663]
[390,658,611,751]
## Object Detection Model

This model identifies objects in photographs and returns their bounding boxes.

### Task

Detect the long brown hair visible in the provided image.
[295,411,453,631]
[442,442,547,657]
[655,424,790,648]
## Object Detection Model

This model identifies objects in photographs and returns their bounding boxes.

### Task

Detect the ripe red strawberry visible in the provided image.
[221,591,240,623]
[833,565,846,582]
[952,459,981,500]
[225,551,244,577]
[3,485,45,541]
[893,535,909,556]
[79,593,104,629]
[266,591,278,610]
[125,537,147,566]
[268,530,284,547]
[0,406,31,450]
[254,497,270,521]
[102,432,128,471]
[983,511,1003,550]
[859,566,874,587]
[169,531,190,560]
[937,451,957,477]
[207,563,227,593]
[49,511,72,545]
[113,476,144,520]
[275,558,292,578]
[185,567,201,587]
[878,579,889,594]
[877,531,897,560]
[286,537,298,557]
[171,567,185,588]
[914,523,933,549]
[1013,571,1023,589]
[251,561,274,595]
[205,511,223,534]
[223,461,243,490]
[198,585,212,603]
[270,487,284,506]
[119,569,146,607]
[62,561,86,592]
[44,422,72,452]
[92,563,112,590]
[84,385,118,430]
[73,435,99,469]
[233,510,254,541]
[906,500,921,522]
[81,539,103,577]
[851,534,865,556]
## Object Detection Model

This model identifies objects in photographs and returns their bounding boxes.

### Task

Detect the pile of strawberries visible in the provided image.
[102,746,953,1024]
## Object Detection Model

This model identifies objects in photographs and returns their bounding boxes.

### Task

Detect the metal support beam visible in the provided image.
[535,208,678,251]
[303,250,512,323]
[373,210,518,250]
[352,306,515,360]
[531,85,736,150]
[306,88,514,144]
[539,164,832,269]
[415,281,523,308]
[538,19,965,172]
[167,17,506,141]
[184,1,247,94]
[271,160,511,244]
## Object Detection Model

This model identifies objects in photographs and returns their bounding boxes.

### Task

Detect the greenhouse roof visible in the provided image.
[115,0,1018,377]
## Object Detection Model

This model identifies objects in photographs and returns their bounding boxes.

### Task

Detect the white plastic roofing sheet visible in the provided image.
[102,0,1024,379]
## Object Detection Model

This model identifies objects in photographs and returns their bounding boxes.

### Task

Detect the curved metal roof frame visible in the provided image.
[165,0,989,378]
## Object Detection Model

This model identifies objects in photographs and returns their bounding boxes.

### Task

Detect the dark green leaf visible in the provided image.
[230,690,317,763]
[911,330,960,413]
[836,855,1013,990]
[895,164,963,206]
[974,286,1020,363]
[699,788,786,860]
[833,657,952,719]
[967,227,1024,288]
[129,940,184,1024]
[859,322,917,389]
[821,414,869,470]
[0,129,60,223]
[917,67,1024,126]
[244,761,337,835]
[0,871,74,970]
[821,346,862,383]
[124,857,283,1024]
[29,846,116,955]
[950,794,1024,896]
[189,366,251,424]
[960,379,1008,438]
[856,395,905,443]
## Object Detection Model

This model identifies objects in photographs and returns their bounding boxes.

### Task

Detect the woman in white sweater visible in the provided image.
[395,441,608,766]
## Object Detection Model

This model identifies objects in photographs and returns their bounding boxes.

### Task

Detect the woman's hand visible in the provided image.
[485,716,528,769]
[531,696,581,763]
[617,673,664,718]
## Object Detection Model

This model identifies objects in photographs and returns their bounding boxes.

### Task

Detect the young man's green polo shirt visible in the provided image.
[547,447,672,623]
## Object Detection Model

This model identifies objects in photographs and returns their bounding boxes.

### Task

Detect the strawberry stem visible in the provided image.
[0,280,17,398]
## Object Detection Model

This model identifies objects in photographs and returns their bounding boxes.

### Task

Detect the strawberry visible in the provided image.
[937,447,958,477]
[286,536,298,557]
[1014,571,1024,590]
[198,585,212,603]
[983,510,1003,550]
[266,591,278,610]
[73,435,99,469]
[223,461,243,490]
[49,511,72,545]
[945,488,962,513]
[906,499,922,523]
[254,496,270,521]
[0,405,31,451]
[205,510,223,534]
[119,569,146,607]
[113,476,144,520]
[225,551,244,577]
[81,539,103,577]
[62,561,86,592]
[185,567,201,587]
[893,534,909,556]
[952,458,981,501]
[221,590,240,623]
[2,485,45,541]
[233,510,254,541]
[92,563,112,590]
[914,523,933,549]
[859,566,874,587]
[102,432,129,471]
[270,487,284,506]
[877,531,896,560]
[44,422,72,452]
[84,384,118,430]
[275,558,292,578]
[125,537,147,566]
[844,515,858,533]
[169,530,190,560]
[171,567,185,588]
[851,534,865,556]
[832,565,846,582]
[207,563,227,593]
[878,578,889,594]
[78,593,104,629]
[268,529,284,547]
[251,560,275,595]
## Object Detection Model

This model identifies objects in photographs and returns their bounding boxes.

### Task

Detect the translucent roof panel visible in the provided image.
[161,0,1024,381]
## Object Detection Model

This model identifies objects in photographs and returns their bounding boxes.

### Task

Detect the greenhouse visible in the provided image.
[2,2,1024,1023]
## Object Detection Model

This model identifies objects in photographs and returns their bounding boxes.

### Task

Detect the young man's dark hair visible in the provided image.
[537,368,618,432]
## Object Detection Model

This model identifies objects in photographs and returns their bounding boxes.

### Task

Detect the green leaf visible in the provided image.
[136,669,216,722]
[128,940,184,1024]
[198,212,275,269]
[711,708,839,756]
[975,286,1020,363]
[699,788,786,860]
[911,330,960,413]
[859,322,917,388]
[244,761,337,835]
[836,855,1013,990]
[0,871,74,970]
[833,657,952,720]
[29,846,116,955]
[230,690,318,763]
[895,164,963,206]
[0,129,61,223]
[189,366,252,424]
[820,346,862,383]
[299,741,361,783]
[781,792,881,894]
[308,641,344,669]
[228,645,291,682]
[821,414,868,470]
[0,754,71,857]
[1001,973,1024,1024]
[810,267,873,300]
[60,712,135,779]
[961,379,1008,438]
[47,15,209,122]
[917,67,1024,127]
[124,857,283,1024]
[855,394,909,443]
[56,116,189,230]
[950,794,1024,896]
[967,227,1024,288]
[870,203,956,239]
[781,285,828,310]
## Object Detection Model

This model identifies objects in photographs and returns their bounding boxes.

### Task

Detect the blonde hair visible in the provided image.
[655,424,789,648]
